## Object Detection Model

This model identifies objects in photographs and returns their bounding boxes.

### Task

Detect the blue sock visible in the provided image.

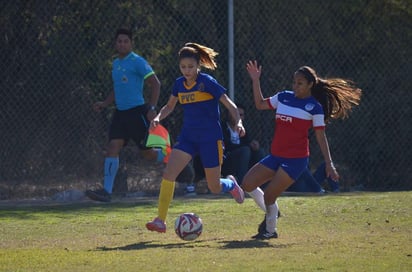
[155,148,165,162]
[103,157,119,194]
[220,177,235,193]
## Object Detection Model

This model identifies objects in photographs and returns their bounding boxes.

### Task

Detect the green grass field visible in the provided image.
[0,192,411,272]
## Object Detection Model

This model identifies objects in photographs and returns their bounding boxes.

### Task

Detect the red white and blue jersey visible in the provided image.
[172,73,225,143]
[268,90,325,158]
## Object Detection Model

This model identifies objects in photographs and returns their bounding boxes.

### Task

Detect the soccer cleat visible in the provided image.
[257,216,266,234]
[146,217,167,233]
[257,211,281,233]
[252,231,278,240]
[184,185,197,197]
[85,189,111,202]
[227,175,245,204]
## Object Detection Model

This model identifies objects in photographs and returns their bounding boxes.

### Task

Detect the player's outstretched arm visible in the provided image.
[246,60,271,110]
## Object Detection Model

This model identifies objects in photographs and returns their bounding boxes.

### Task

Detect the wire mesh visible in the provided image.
[1,0,411,198]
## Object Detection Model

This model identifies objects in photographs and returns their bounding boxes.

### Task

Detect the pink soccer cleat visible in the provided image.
[227,175,245,204]
[146,217,167,233]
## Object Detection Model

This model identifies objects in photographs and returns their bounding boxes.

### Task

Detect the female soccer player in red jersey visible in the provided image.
[244,60,361,239]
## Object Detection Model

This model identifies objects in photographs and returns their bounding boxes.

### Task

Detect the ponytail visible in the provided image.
[312,78,362,121]
[178,42,218,70]
[297,66,362,122]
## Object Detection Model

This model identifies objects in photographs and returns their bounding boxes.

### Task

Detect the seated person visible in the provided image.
[313,162,340,192]
[286,166,325,193]
[175,160,197,196]
[287,162,340,193]
[221,104,266,185]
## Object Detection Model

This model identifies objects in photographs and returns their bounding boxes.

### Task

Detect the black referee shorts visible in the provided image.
[108,104,150,149]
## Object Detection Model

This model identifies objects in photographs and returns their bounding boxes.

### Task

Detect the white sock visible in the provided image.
[265,202,279,233]
[247,188,266,212]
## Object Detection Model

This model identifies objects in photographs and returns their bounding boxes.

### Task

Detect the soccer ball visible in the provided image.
[174,213,203,241]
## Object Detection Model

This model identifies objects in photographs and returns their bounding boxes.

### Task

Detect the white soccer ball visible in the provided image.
[174,213,203,241]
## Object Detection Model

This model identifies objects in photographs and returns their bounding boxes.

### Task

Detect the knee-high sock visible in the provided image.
[247,188,266,212]
[158,179,175,221]
[266,201,279,233]
[103,157,119,194]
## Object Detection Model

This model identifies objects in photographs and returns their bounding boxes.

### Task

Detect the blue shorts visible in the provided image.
[174,138,223,168]
[259,155,308,180]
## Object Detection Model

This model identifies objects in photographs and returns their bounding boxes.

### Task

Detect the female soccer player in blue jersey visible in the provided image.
[244,60,362,239]
[85,28,162,202]
[146,43,245,233]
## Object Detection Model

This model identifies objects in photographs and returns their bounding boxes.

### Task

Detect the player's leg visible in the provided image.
[203,166,223,194]
[203,167,244,204]
[254,157,307,239]
[86,139,123,202]
[251,169,293,240]
[201,140,244,203]
[242,158,276,212]
[159,148,192,218]
[86,110,125,202]
[103,139,124,192]
[146,148,192,233]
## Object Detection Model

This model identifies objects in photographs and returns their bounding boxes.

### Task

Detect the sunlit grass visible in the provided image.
[0,192,411,271]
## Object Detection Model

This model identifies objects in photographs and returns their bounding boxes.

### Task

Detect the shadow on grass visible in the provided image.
[95,240,202,251]
[218,239,290,249]
[95,238,290,251]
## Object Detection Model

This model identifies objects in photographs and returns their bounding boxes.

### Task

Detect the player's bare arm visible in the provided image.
[314,129,339,181]
[145,74,161,121]
[219,94,245,137]
[246,60,271,110]
[151,95,178,129]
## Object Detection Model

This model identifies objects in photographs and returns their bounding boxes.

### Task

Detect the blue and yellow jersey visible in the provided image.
[172,73,226,143]
[112,52,155,110]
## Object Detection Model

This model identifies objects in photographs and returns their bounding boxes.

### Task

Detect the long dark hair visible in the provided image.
[296,66,362,122]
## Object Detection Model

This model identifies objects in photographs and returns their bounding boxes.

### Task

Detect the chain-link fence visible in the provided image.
[1,0,411,199]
